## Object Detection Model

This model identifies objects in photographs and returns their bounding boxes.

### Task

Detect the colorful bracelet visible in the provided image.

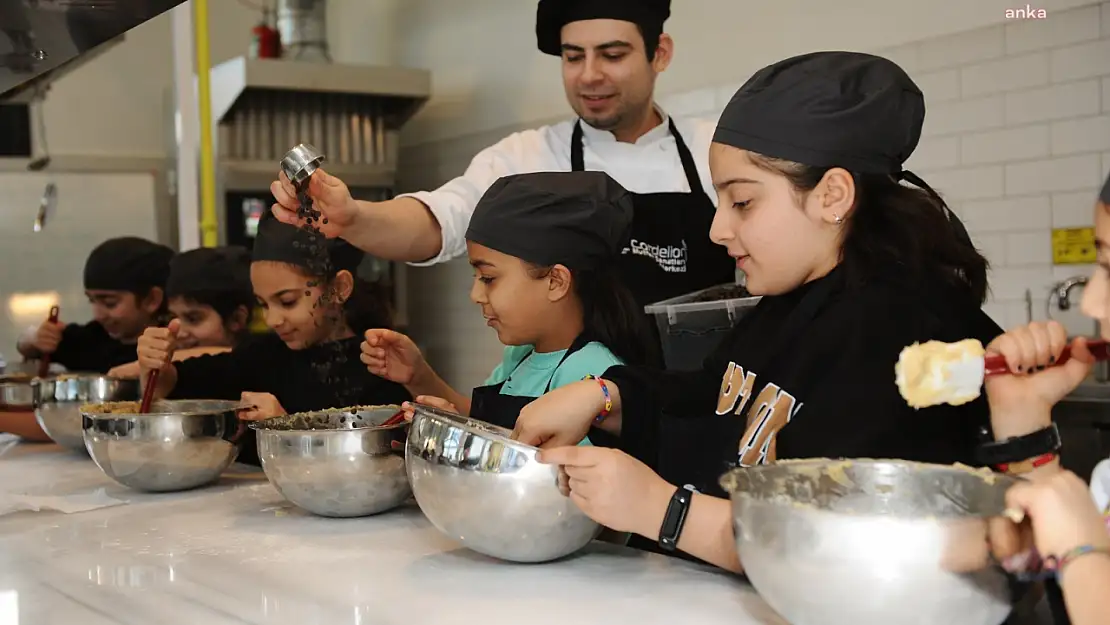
[1043,545,1110,575]
[583,375,612,424]
[996,452,1057,474]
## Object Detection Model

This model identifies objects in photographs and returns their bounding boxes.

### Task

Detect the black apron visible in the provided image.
[656,272,844,495]
[626,274,844,561]
[570,118,736,309]
[470,334,593,430]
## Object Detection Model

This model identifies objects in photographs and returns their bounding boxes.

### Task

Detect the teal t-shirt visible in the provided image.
[483,341,623,445]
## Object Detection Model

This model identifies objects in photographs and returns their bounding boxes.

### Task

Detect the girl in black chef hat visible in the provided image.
[360,171,654,437]
[107,246,256,378]
[508,51,1017,571]
[16,236,174,374]
[136,212,409,466]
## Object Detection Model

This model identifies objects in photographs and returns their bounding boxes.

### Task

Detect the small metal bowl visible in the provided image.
[0,374,36,411]
[406,404,600,563]
[34,374,138,452]
[251,405,410,517]
[720,458,1023,625]
[81,400,244,492]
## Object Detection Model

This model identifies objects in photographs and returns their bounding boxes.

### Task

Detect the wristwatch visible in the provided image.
[658,484,697,552]
[976,423,1061,467]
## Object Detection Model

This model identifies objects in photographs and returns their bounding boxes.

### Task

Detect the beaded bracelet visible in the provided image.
[583,375,612,424]
[1044,545,1110,575]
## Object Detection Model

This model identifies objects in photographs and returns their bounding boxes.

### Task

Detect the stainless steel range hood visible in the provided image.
[209,56,431,191]
[0,0,188,102]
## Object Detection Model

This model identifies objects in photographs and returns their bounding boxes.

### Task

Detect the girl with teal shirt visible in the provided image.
[361,170,655,443]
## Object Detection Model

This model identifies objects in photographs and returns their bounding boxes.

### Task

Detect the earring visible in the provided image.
[833,213,843,225]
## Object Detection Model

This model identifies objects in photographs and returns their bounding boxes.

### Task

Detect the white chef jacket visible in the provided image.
[399,110,718,266]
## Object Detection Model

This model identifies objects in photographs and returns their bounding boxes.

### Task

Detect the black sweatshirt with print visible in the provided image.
[603,267,1003,498]
[169,334,411,465]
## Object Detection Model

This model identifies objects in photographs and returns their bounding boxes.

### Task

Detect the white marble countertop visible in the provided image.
[0,442,786,625]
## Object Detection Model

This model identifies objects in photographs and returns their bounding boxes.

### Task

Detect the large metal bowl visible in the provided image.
[0,374,35,411]
[406,404,600,562]
[720,458,1023,625]
[34,375,139,452]
[81,400,244,492]
[251,405,411,517]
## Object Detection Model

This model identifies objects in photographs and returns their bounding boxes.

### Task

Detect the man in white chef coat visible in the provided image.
[270,0,735,307]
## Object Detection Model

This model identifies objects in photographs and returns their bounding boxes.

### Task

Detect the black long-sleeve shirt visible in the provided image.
[169,334,411,465]
[50,322,140,373]
[604,268,1003,498]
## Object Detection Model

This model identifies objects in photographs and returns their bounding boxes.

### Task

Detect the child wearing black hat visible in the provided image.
[16,236,174,374]
[136,213,409,466]
[106,246,256,379]
[510,51,1009,572]
[361,171,654,434]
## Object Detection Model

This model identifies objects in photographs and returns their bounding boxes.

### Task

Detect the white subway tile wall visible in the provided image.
[0,173,160,358]
[399,2,1110,389]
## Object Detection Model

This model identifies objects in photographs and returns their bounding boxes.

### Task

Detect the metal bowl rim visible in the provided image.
[31,372,131,388]
[410,403,538,454]
[719,458,1025,515]
[79,399,242,419]
[249,404,406,433]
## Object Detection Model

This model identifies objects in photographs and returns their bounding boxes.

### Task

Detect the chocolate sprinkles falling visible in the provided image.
[291,181,360,409]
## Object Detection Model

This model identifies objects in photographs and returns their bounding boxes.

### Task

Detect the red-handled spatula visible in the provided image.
[37,305,60,378]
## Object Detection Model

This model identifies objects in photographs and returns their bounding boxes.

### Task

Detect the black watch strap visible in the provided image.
[976,423,1061,466]
[658,484,696,552]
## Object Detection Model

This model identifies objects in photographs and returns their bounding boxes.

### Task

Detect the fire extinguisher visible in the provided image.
[250,6,281,59]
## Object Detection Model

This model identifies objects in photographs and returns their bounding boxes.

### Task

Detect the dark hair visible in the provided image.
[527,264,658,367]
[172,289,255,342]
[130,286,170,323]
[341,276,394,335]
[636,24,662,61]
[750,155,989,304]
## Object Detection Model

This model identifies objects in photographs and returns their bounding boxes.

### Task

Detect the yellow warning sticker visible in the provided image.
[1052,227,1096,265]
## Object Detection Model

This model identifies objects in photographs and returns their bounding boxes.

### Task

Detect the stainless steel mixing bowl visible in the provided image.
[82,400,244,492]
[720,458,1024,625]
[34,375,139,452]
[406,404,600,562]
[0,374,35,411]
[252,405,410,517]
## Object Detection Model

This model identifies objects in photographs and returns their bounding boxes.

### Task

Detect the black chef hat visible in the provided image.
[536,0,670,56]
[714,50,972,246]
[83,237,174,292]
[251,211,364,277]
[166,246,252,300]
[1100,170,1110,205]
[466,171,633,271]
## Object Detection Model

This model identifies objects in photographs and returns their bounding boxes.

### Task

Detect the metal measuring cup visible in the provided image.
[281,143,325,190]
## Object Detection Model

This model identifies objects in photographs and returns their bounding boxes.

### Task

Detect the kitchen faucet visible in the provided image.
[1053,276,1088,310]
[1051,275,1108,383]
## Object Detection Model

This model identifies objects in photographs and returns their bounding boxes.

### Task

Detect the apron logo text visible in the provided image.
[622,239,688,273]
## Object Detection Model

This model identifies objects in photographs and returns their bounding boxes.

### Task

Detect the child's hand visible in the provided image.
[984,321,1094,438]
[137,319,181,376]
[1005,471,1109,560]
[237,392,286,421]
[32,316,64,354]
[107,361,141,379]
[401,396,459,421]
[361,329,426,385]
